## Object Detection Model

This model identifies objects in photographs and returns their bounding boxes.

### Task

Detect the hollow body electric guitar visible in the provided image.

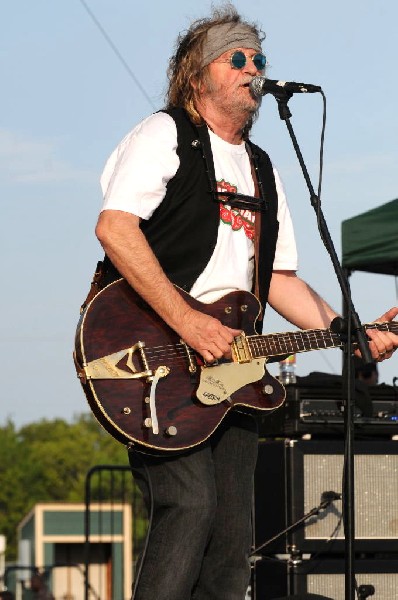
[74,279,397,453]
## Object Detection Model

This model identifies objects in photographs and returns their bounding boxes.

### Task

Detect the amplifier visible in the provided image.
[254,439,398,554]
[253,557,398,600]
[258,376,398,437]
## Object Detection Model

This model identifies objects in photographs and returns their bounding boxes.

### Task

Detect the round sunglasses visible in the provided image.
[224,50,267,71]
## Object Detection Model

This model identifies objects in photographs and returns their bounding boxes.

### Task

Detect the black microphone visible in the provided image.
[250,75,322,97]
[320,490,342,505]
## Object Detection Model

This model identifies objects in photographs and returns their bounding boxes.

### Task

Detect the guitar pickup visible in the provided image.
[231,333,252,363]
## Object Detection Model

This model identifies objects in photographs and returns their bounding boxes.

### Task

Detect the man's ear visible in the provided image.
[191,75,199,91]
[194,77,208,97]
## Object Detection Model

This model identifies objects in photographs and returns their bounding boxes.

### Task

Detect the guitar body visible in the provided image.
[75,279,285,452]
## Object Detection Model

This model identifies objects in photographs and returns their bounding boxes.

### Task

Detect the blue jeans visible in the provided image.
[128,411,258,600]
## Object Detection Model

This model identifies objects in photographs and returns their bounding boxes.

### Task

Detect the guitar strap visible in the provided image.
[80,260,105,314]
[245,142,262,315]
[193,129,265,318]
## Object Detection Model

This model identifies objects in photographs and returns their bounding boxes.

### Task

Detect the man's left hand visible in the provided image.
[364,307,398,362]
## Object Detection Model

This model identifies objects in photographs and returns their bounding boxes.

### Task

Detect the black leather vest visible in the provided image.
[103,108,280,326]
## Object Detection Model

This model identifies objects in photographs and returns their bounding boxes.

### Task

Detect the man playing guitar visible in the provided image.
[85,6,398,599]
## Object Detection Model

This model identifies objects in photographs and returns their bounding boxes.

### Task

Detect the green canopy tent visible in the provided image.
[341,199,398,373]
[342,198,398,276]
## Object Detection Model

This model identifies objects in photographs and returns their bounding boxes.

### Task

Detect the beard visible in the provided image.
[202,74,261,119]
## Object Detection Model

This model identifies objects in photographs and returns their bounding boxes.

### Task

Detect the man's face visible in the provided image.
[202,47,264,116]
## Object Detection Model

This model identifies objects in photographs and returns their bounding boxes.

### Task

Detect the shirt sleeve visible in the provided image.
[100,112,180,219]
[272,167,299,271]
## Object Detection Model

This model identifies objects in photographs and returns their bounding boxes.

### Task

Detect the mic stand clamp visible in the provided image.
[271,89,372,600]
[357,584,375,599]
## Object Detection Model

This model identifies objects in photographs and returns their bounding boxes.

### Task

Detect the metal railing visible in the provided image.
[84,465,147,600]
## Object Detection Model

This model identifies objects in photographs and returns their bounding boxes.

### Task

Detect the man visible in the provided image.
[95,6,398,599]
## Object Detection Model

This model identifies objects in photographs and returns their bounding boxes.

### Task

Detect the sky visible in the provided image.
[1,0,398,428]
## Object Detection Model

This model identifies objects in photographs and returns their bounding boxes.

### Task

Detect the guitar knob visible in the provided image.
[262,384,274,395]
[144,418,152,428]
[165,426,177,436]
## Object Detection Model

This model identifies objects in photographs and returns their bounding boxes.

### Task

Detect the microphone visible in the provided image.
[250,75,322,97]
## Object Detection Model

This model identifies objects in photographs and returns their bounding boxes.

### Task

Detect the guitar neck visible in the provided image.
[247,321,398,360]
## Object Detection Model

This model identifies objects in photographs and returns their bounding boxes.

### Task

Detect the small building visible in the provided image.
[15,502,132,599]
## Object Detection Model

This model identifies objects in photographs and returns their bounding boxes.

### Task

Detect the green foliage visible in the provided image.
[0,414,130,561]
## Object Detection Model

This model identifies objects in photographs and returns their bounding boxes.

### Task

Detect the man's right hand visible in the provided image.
[178,307,241,364]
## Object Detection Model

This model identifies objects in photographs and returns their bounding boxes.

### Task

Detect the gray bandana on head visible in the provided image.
[201,23,262,68]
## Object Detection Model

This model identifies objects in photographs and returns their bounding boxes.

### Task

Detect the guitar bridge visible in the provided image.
[180,339,197,374]
[231,333,252,363]
[83,341,153,381]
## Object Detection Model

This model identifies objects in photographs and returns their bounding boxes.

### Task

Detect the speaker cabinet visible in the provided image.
[253,557,398,600]
[254,439,398,554]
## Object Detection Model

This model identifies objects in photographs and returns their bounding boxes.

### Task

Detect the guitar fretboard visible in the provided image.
[248,321,398,359]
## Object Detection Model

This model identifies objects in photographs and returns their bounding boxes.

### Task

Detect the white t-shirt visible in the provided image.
[101,112,298,303]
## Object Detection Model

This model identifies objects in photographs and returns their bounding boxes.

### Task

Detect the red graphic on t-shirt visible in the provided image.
[217,179,255,240]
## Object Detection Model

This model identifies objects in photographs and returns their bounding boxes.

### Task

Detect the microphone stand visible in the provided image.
[270,90,373,600]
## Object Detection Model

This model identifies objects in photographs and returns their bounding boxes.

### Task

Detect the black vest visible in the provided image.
[103,108,280,326]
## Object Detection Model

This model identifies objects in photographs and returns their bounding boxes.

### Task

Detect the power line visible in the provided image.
[78,0,157,111]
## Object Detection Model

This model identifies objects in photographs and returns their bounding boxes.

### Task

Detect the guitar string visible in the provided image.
[135,333,337,366]
[126,321,398,366]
